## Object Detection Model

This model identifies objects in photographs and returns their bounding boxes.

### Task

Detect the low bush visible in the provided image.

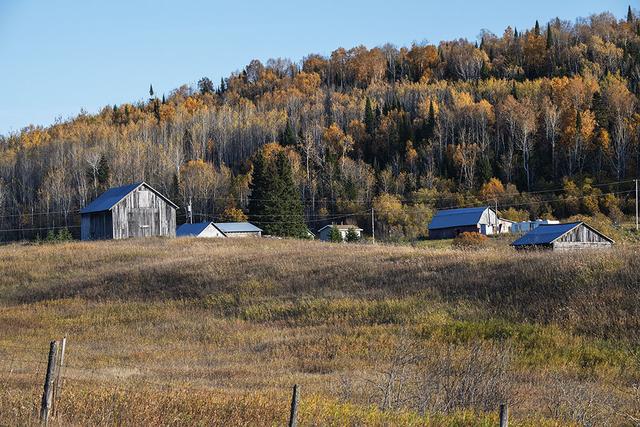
[452,232,488,248]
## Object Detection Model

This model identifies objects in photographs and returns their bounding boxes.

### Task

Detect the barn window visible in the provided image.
[138,190,151,208]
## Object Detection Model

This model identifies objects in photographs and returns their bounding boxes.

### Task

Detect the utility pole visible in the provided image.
[371,207,375,244]
[635,179,638,231]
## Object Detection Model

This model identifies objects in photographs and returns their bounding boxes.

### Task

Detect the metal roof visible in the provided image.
[511,222,583,246]
[428,207,490,230]
[213,222,262,233]
[176,222,214,237]
[317,224,363,232]
[80,182,177,214]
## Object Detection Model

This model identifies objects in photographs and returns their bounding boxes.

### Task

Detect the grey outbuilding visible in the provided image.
[80,182,177,240]
[511,221,613,250]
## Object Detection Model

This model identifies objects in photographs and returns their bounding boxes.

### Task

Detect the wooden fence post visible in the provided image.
[499,403,508,427]
[40,340,59,426]
[288,384,299,427]
[52,337,66,416]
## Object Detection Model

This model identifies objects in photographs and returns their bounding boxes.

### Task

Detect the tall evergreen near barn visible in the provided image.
[249,150,306,238]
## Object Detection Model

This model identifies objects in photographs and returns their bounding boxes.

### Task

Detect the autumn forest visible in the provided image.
[1,8,639,240]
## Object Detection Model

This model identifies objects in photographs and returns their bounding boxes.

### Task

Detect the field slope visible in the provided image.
[1,238,639,425]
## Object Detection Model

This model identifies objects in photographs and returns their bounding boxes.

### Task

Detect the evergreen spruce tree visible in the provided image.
[249,150,306,238]
[534,20,540,37]
[273,152,306,237]
[514,28,519,39]
[345,227,359,242]
[329,226,343,242]
[149,84,154,98]
[162,94,166,104]
[364,97,375,136]
[97,155,110,188]
[628,5,634,24]
[280,120,297,146]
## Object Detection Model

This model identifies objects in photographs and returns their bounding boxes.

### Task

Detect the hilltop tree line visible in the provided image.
[0,9,639,240]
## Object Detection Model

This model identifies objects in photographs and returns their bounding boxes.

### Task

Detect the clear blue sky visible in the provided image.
[0,0,631,135]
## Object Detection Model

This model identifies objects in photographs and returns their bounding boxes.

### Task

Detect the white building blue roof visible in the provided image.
[428,207,490,230]
[176,222,214,237]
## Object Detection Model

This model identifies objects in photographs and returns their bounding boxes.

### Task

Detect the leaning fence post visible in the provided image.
[288,384,299,427]
[499,403,509,427]
[52,337,67,417]
[40,340,59,426]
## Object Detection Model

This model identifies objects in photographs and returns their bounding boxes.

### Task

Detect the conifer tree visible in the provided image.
[149,84,154,98]
[345,227,359,242]
[97,154,110,188]
[534,20,540,36]
[364,97,375,136]
[248,150,306,238]
[546,23,553,50]
[280,120,297,146]
[628,5,634,23]
[329,226,343,242]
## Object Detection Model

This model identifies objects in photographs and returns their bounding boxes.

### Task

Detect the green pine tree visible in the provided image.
[628,5,634,23]
[97,154,110,188]
[534,20,540,36]
[546,23,553,50]
[345,227,359,242]
[329,226,343,242]
[364,97,375,136]
[149,84,154,97]
[280,120,297,146]
[249,150,306,238]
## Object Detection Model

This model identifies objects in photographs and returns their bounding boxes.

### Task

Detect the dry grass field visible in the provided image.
[1,237,639,426]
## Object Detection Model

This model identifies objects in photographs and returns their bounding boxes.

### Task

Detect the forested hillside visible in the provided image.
[1,9,639,240]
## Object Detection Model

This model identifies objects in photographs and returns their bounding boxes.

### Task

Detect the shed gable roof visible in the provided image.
[80,182,178,214]
[428,207,491,230]
[213,222,262,233]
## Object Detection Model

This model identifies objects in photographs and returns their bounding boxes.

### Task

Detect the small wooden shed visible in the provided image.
[511,222,614,250]
[80,182,177,240]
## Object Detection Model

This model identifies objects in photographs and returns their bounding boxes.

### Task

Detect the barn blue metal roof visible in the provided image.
[213,222,262,233]
[80,182,178,214]
[80,182,143,214]
[176,222,214,237]
[511,222,582,246]
[428,207,490,230]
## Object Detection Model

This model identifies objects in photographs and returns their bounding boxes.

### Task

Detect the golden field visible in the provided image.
[1,237,639,426]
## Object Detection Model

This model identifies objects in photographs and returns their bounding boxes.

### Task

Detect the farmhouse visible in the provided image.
[176,222,226,238]
[511,221,614,250]
[317,224,363,241]
[213,222,262,238]
[80,182,177,240]
[428,207,512,239]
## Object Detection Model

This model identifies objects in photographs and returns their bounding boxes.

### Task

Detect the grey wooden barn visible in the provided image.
[511,222,614,250]
[80,182,177,240]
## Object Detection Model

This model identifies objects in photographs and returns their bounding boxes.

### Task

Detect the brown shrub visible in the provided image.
[452,232,488,249]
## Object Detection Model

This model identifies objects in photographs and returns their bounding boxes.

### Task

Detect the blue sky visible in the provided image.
[0,0,631,135]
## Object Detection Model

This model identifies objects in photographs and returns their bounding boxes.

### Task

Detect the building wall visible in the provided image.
[224,231,261,238]
[110,184,176,239]
[318,227,361,241]
[429,225,479,240]
[81,212,113,240]
[198,224,226,238]
[551,224,612,250]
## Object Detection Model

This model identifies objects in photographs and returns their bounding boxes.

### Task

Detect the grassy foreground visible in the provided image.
[0,238,639,425]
